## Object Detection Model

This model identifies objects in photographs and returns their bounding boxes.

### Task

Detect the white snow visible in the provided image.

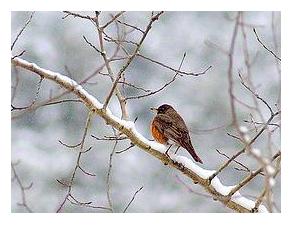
[131,126,167,153]
[239,126,249,133]
[56,72,77,85]
[266,165,276,175]
[211,177,236,195]
[170,154,269,212]
[231,194,268,212]
[269,177,276,187]
[84,93,104,109]
[251,148,261,157]
[232,195,257,211]
[243,134,250,142]
[239,126,250,141]
[258,205,269,213]
[172,155,215,179]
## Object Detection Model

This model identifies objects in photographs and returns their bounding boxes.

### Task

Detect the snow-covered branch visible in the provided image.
[11,57,268,213]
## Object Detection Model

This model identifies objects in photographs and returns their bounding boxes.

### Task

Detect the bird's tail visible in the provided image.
[180,138,203,164]
[186,147,203,164]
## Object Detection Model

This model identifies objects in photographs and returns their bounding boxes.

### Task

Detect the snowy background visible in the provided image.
[11,11,281,213]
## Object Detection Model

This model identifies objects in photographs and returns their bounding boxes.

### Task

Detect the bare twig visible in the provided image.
[216,149,264,176]
[93,11,129,119]
[43,99,82,107]
[67,194,111,211]
[208,110,280,182]
[12,50,26,59]
[11,76,44,111]
[91,134,128,141]
[253,28,281,61]
[83,35,103,54]
[11,162,33,212]
[62,11,93,20]
[123,186,144,212]
[243,119,280,128]
[56,111,97,212]
[116,19,144,33]
[58,140,81,148]
[102,11,164,110]
[238,72,274,116]
[226,151,280,198]
[11,12,35,50]
[137,53,212,76]
[125,52,186,100]
[227,12,241,131]
[116,143,135,154]
[102,11,126,29]
[106,129,119,212]
[125,54,211,101]
[11,56,110,120]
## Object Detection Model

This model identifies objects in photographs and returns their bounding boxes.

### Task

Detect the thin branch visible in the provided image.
[56,111,95,212]
[216,149,264,176]
[227,151,280,198]
[125,52,186,100]
[227,12,241,131]
[106,129,119,212]
[91,134,128,141]
[58,140,81,148]
[43,99,82,107]
[253,28,281,61]
[238,72,274,116]
[102,11,164,110]
[226,132,243,142]
[11,163,33,212]
[83,35,103,54]
[62,11,93,20]
[208,110,280,182]
[123,186,143,213]
[93,11,129,119]
[118,81,151,93]
[101,11,126,29]
[11,76,43,111]
[11,12,35,50]
[125,54,212,101]
[243,119,280,128]
[12,50,26,59]
[67,194,111,211]
[116,143,135,154]
[137,53,212,77]
[116,19,144,33]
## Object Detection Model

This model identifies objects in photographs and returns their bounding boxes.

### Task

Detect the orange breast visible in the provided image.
[151,121,168,144]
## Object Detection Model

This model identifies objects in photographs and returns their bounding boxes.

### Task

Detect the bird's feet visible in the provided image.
[165,144,173,158]
[174,146,180,154]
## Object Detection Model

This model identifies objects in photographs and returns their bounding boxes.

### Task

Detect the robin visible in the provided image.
[150,104,203,164]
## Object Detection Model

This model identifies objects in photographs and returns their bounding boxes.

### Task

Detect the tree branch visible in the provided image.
[11,57,269,213]
[253,28,281,61]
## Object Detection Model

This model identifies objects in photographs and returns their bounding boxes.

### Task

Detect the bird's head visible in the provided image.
[150,104,174,114]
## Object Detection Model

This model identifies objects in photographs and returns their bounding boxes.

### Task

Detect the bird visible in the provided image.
[150,104,203,164]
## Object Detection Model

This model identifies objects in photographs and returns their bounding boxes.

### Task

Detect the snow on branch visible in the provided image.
[11,57,268,213]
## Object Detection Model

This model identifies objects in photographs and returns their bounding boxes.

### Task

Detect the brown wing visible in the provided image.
[153,113,186,145]
[154,113,203,164]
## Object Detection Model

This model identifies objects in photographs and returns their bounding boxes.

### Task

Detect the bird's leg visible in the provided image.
[165,144,173,157]
[174,146,180,154]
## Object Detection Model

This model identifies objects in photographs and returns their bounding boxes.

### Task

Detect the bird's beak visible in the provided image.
[150,107,158,113]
